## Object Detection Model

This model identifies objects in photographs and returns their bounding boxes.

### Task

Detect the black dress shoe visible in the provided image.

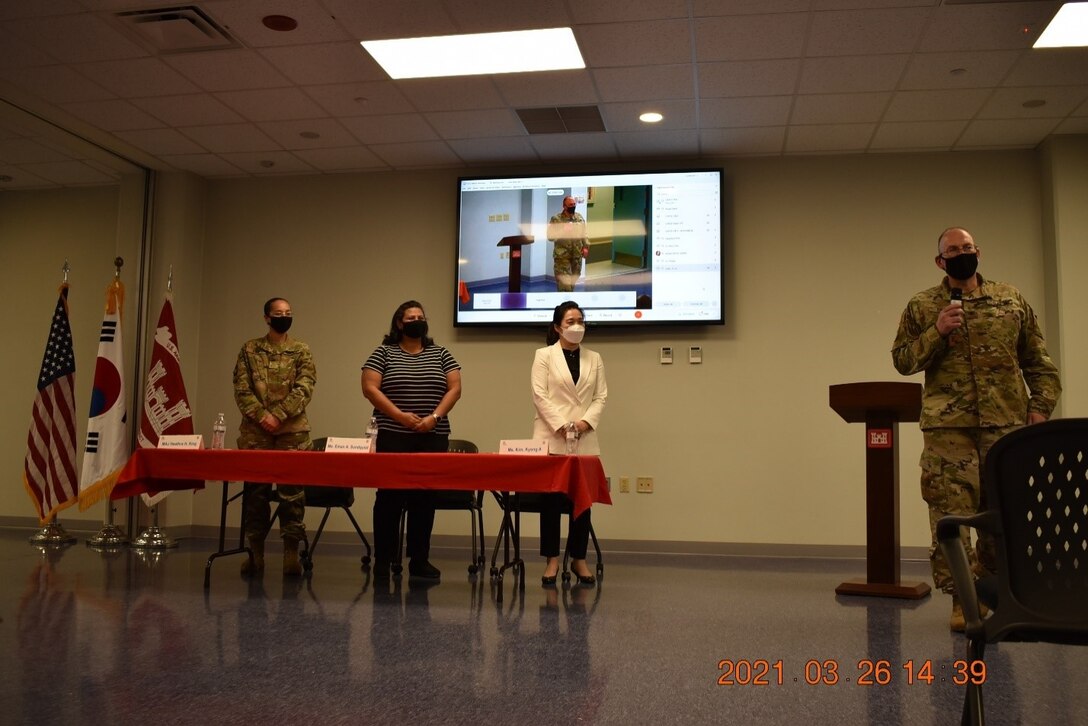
[408,559,441,580]
[541,574,557,586]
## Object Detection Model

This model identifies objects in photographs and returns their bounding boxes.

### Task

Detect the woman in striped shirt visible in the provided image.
[362,300,462,581]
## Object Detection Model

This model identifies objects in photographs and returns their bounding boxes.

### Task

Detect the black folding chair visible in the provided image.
[489,492,603,584]
[937,418,1088,726]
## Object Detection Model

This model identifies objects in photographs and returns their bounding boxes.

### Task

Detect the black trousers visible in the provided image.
[372,429,447,562]
[539,492,591,559]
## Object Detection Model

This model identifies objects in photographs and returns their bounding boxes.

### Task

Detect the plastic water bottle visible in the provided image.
[565,421,578,455]
[211,413,226,450]
[365,415,379,440]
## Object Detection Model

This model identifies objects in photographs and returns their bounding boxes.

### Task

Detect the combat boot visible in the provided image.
[283,537,303,577]
[241,537,265,576]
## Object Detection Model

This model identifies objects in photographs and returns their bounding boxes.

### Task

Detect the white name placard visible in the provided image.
[158,434,204,449]
[324,437,374,453]
[499,439,549,456]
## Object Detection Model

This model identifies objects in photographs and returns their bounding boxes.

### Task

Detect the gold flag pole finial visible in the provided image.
[114,256,123,279]
[167,264,173,293]
[62,258,70,283]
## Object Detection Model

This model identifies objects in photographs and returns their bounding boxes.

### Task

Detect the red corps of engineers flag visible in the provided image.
[137,292,194,506]
[23,284,79,524]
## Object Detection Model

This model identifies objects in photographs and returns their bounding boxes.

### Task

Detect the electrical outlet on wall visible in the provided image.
[637,477,653,493]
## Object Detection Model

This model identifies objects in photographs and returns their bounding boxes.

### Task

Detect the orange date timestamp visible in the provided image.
[716,659,987,687]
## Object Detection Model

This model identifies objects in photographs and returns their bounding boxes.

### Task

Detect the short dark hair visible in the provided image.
[546,300,585,345]
[264,297,288,316]
[382,299,435,347]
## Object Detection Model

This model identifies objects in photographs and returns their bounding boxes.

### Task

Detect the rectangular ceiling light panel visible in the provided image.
[1035,3,1088,48]
[362,27,584,79]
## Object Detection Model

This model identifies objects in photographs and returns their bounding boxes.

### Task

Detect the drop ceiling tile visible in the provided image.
[292,145,389,171]
[979,86,1088,120]
[917,3,1058,53]
[321,0,457,40]
[60,99,164,131]
[131,94,246,126]
[493,70,599,107]
[304,81,416,117]
[573,0,687,23]
[900,50,1022,90]
[884,88,992,122]
[0,1,83,21]
[2,13,147,63]
[577,19,693,68]
[396,77,505,112]
[164,49,291,92]
[0,163,55,188]
[0,65,114,103]
[1054,117,1088,135]
[22,159,117,184]
[448,136,539,164]
[80,57,202,98]
[217,150,317,175]
[442,0,572,33]
[260,42,387,86]
[957,118,1060,148]
[700,96,792,128]
[811,0,934,8]
[869,120,967,150]
[369,140,461,167]
[592,64,694,103]
[256,118,359,149]
[424,109,524,140]
[698,59,800,98]
[157,153,246,177]
[341,114,438,144]
[807,8,929,57]
[0,27,57,68]
[699,126,786,155]
[792,93,890,125]
[215,87,328,122]
[0,137,73,164]
[1004,51,1088,88]
[202,0,352,47]
[600,99,698,132]
[694,14,807,62]
[798,55,909,95]
[113,128,206,155]
[529,132,618,160]
[178,123,280,153]
[695,0,809,16]
[785,123,875,152]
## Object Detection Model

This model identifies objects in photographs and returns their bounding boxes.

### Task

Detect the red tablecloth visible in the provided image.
[113,449,611,517]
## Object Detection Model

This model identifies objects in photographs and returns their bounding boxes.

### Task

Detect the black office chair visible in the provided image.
[489,491,604,583]
[394,439,486,575]
[271,437,372,573]
[937,418,1088,726]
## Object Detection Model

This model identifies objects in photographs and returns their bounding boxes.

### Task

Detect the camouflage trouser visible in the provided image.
[920,425,1019,594]
[554,241,584,292]
[238,426,311,542]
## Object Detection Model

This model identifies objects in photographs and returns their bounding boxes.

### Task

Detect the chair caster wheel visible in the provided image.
[303,560,313,572]
[468,564,478,574]
[361,555,371,565]
[392,563,403,576]
[562,571,571,583]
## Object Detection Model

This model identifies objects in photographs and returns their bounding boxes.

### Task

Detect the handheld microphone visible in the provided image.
[950,288,963,307]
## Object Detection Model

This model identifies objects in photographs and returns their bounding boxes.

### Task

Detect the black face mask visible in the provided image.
[942,253,978,281]
[564,206,576,215]
[268,316,293,334]
[402,320,428,339]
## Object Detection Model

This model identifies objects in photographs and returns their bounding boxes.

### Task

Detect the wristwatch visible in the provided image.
[431,413,442,422]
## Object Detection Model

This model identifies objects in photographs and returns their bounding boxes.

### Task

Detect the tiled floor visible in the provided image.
[2,529,1084,725]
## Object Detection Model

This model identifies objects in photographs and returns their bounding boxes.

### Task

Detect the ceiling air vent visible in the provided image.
[516,105,606,134]
[115,5,240,53]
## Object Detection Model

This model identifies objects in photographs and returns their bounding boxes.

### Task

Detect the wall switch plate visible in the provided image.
[660,347,673,364]
[619,476,630,493]
[689,346,703,364]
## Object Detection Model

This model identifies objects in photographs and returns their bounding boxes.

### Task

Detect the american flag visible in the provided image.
[23,284,79,524]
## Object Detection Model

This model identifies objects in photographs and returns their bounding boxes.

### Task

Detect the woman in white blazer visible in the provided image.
[531,301,607,586]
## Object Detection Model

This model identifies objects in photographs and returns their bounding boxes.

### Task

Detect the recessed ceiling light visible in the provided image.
[1034,3,1088,48]
[0,174,13,182]
[259,160,275,168]
[949,67,967,76]
[262,15,298,32]
[1022,99,1047,108]
[639,112,664,123]
[299,131,321,139]
[361,28,584,79]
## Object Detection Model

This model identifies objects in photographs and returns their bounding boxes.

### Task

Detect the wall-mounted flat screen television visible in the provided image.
[455,169,723,327]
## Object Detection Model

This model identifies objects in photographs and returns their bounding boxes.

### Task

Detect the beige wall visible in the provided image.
[4,147,1082,554]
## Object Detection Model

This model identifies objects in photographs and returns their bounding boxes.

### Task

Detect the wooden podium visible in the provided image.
[830,382,930,599]
[497,235,534,292]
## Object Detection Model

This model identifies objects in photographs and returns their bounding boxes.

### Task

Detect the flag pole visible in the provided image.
[29,259,78,547]
[88,257,132,549]
[132,265,178,550]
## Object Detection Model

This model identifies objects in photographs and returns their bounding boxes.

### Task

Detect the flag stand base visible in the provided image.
[87,524,130,548]
[28,522,77,546]
[132,526,178,549]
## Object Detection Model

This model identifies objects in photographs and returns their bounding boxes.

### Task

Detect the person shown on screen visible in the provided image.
[362,300,462,581]
[234,297,317,577]
[531,301,607,586]
[891,227,1061,632]
[547,196,589,292]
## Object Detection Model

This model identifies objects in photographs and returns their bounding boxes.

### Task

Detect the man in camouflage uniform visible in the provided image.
[892,227,1061,631]
[548,195,588,292]
[234,297,317,577]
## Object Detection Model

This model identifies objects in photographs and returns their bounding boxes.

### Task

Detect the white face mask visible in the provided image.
[561,324,585,344]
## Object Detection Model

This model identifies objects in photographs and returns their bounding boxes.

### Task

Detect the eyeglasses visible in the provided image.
[269,312,292,317]
[941,244,977,258]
